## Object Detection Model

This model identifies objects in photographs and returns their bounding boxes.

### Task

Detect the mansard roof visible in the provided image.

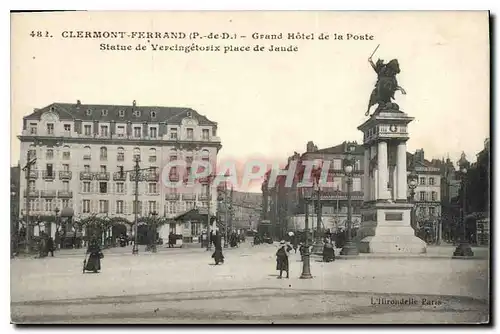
[315,142,364,155]
[23,102,217,126]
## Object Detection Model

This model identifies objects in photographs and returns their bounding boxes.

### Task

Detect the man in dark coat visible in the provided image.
[84,238,102,273]
[322,238,335,262]
[276,240,290,279]
[211,230,224,265]
[47,235,54,257]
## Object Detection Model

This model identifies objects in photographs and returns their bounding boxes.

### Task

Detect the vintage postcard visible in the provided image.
[9,11,490,324]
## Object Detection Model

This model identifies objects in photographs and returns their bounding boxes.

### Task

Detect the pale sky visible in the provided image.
[10,11,490,192]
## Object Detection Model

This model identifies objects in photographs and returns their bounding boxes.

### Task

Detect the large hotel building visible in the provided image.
[17,100,222,241]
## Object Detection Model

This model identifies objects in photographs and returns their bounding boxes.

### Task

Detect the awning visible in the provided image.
[174,208,215,222]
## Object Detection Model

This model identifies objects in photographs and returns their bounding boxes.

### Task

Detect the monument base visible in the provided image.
[357,202,427,255]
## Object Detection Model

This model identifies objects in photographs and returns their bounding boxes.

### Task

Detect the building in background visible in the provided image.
[11,165,21,254]
[17,100,222,244]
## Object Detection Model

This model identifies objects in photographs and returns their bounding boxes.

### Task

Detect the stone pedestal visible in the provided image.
[357,110,427,255]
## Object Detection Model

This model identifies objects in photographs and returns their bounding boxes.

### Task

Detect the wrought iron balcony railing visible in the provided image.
[80,172,93,180]
[42,170,56,180]
[198,194,209,201]
[182,194,197,201]
[40,190,57,197]
[58,190,73,198]
[113,172,127,181]
[26,170,39,179]
[23,189,40,197]
[59,171,72,180]
[96,172,110,181]
[165,193,180,200]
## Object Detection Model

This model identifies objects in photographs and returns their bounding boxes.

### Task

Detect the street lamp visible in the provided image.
[407,169,418,233]
[300,186,313,279]
[453,166,474,257]
[311,170,324,255]
[340,153,359,256]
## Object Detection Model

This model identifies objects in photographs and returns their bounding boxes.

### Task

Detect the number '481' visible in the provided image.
[30,31,51,38]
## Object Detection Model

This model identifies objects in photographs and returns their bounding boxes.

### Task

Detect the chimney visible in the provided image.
[76,100,81,107]
[415,149,425,163]
[133,100,137,107]
[306,141,315,153]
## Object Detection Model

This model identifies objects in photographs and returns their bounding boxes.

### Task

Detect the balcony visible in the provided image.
[83,155,91,160]
[183,194,197,201]
[41,190,57,198]
[145,173,159,182]
[59,171,72,180]
[58,190,73,198]
[198,194,209,201]
[113,172,127,181]
[42,171,56,180]
[130,174,145,182]
[80,172,93,180]
[23,189,40,197]
[26,170,39,179]
[96,172,110,181]
[165,193,180,200]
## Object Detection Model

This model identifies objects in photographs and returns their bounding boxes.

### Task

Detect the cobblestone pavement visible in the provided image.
[11,243,489,324]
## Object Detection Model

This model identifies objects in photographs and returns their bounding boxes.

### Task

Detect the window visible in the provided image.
[133,147,140,161]
[101,109,108,116]
[431,191,437,201]
[333,177,342,191]
[116,200,124,214]
[186,201,195,210]
[30,123,37,135]
[83,182,91,193]
[46,149,54,160]
[116,182,124,194]
[99,200,109,213]
[134,127,141,138]
[64,124,71,133]
[86,109,92,116]
[429,177,435,185]
[117,126,125,137]
[117,165,124,177]
[333,159,342,170]
[83,200,91,213]
[134,110,141,118]
[202,129,209,140]
[191,223,200,237]
[187,128,194,139]
[63,181,69,191]
[419,177,426,185]
[84,125,92,136]
[45,199,53,211]
[62,199,69,208]
[148,201,157,213]
[119,110,125,117]
[354,159,361,171]
[133,201,142,214]
[429,207,436,216]
[149,148,157,163]
[83,146,91,160]
[169,223,176,233]
[170,155,177,162]
[100,165,107,173]
[117,147,125,161]
[100,125,108,137]
[201,149,210,161]
[62,164,69,171]
[187,111,192,117]
[150,127,157,138]
[62,146,70,160]
[84,165,90,173]
[28,180,35,191]
[99,182,108,193]
[419,191,426,201]
[100,147,107,160]
[148,183,158,194]
[170,128,178,140]
[47,123,54,135]
[150,111,156,118]
[46,164,53,177]
[352,178,362,192]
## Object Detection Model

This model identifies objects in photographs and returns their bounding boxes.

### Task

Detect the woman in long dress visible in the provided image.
[276,241,290,279]
[84,238,102,273]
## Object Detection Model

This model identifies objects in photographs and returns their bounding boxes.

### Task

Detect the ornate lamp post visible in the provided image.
[453,164,474,257]
[340,153,359,256]
[300,186,313,279]
[407,169,418,233]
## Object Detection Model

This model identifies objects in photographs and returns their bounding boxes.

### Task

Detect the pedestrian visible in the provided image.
[276,240,290,279]
[38,232,47,258]
[322,238,335,262]
[211,230,224,265]
[47,235,55,257]
[83,237,103,273]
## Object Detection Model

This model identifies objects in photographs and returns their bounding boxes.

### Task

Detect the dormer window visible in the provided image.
[134,110,141,118]
[119,110,125,117]
[150,111,156,118]
[86,109,92,116]
[187,111,192,117]
[101,109,108,116]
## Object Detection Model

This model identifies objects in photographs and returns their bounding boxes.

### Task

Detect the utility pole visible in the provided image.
[206,175,212,251]
[223,181,228,248]
[121,157,154,255]
[22,150,37,253]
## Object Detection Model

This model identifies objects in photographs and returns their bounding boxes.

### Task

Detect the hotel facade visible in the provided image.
[17,100,222,242]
